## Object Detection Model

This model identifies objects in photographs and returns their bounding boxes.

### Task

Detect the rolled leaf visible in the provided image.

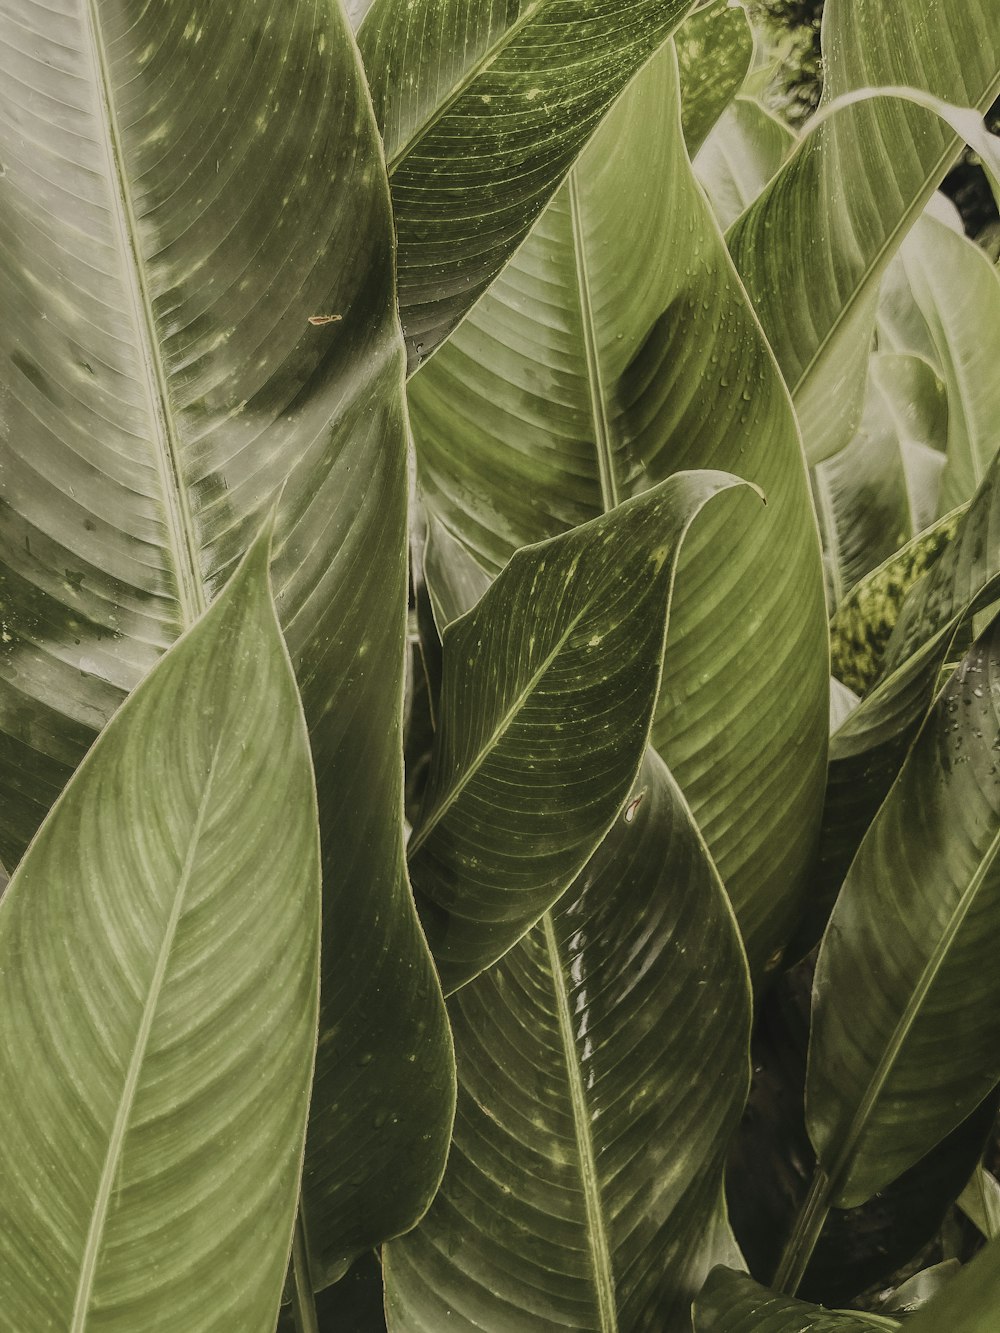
[0,532,318,1330]
[357,0,698,364]
[694,1269,898,1332]
[409,42,829,978]
[388,750,751,1330]
[0,0,454,1286]
[408,469,743,992]
[727,0,1000,463]
[808,613,1000,1206]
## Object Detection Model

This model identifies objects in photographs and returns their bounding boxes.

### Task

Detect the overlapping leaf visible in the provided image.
[694,96,795,229]
[408,470,742,993]
[807,614,1000,1212]
[0,0,453,1287]
[727,0,1000,463]
[905,1237,1000,1333]
[694,1270,897,1332]
[357,0,698,364]
[409,43,829,978]
[388,751,751,1331]
[0,534,318,1331]
[676,0,753,154]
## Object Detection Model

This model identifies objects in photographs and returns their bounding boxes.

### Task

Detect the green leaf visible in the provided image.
[727,0,1000,463]
[676,0,754,155]
[408,470,743,993]
[694,1269,898,1331]
[0,532,319,1330]
[408,42,829,978]
[807,612,1000,1209]
[958,1167,1000,1240]
[694,96,796,229]
[905,1237,1000,1333]
[0,0,454,1287]
[880,1261,962,1314]
[387,750,751,1330]
[880,213,1000,516]
[357,0,698,365]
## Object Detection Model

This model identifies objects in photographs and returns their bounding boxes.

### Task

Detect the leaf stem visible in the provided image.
[290,1210,320,1333]
[771,1168,832,1295]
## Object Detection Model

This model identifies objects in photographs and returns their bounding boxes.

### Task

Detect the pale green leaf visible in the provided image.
[695,96,795,229]
[0,532,318,1331]
[958,1167,1000,1240]
[905,1237,1000,1332]
[388,750,751,1331]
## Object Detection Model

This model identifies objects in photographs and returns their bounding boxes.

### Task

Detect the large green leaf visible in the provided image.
[0,532,318,1330]
[356,0,698,364]
[879,213,1000,516]
[408,470,742,993]
[805,614,1000,1221]
[387,750,751,1331]
[905,1237,1000,1333]
[727,0,1000,463]
[409,42,829,978]
[0,0,453,1287]
[694,1270,897,1332]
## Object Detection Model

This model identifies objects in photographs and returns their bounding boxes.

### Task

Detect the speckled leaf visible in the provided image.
[694,96,795,229]
[694,1270,898,1332]
[727,0,1000,463]
[676,0,753,155]
[356,0,698,366]
[387,750,751,1332]
[0,533,319,1331]
[0,0,454,1289]
[408,44,829,980]
[808,613,1000,1208]
[408,470,743,993]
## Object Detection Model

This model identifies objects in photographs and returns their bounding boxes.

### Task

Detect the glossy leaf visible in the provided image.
[387,750,751,1331]
[905,1237,1000,1333]
[0,533,319,1331]
[409,43,829,978]
[694,1269,897,1332]
[695,96,795,229]
[881,213,1000,516]
[676,0,753,154]
[357,0,698,365]
[727,0,1000,463]
[808,614,1000,1208]
[408,470,743,993]
[0,0,454,1286]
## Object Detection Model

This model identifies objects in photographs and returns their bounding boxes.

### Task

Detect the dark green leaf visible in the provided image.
[408,470,743,992]
[694,1269,897,1331]
[0,533,318,1330]
[388,750,751,1330]
[676,0,753,154]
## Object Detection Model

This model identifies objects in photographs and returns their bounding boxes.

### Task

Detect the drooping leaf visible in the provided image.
[905,1236,1000,1333]
[408,43,829,978]
[356,0,698,365]
[694,1269,898,1332]
[0,532,319,1331]
[387,750,751,1331]
[0,0,454,1286]
[880,213,1000,516]
[807,612,1000,1209]
[408,469,743,993]
[676,0,754,154]
[727,0,1000,463]
[694,96,795,229]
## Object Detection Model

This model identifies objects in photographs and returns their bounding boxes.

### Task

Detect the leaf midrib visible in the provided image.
[542,912,618,1333]
[83,0,207,628]
[789,66,1000,411]
[825,819,1000,1197]
[70,751,220,1328]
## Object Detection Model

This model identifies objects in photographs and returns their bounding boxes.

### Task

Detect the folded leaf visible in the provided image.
[695,1269,898,1332]
[408,470,743,992]
[357,0,697,364]
[0,0,454,1287]
[409,43,829,978]
[808,612,1000,1207]
[727,0,1000,463]
[388,750,751,1330]
[0,532,318,1331]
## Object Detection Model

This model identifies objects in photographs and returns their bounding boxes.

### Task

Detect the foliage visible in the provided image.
[1,0,1000,1330]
